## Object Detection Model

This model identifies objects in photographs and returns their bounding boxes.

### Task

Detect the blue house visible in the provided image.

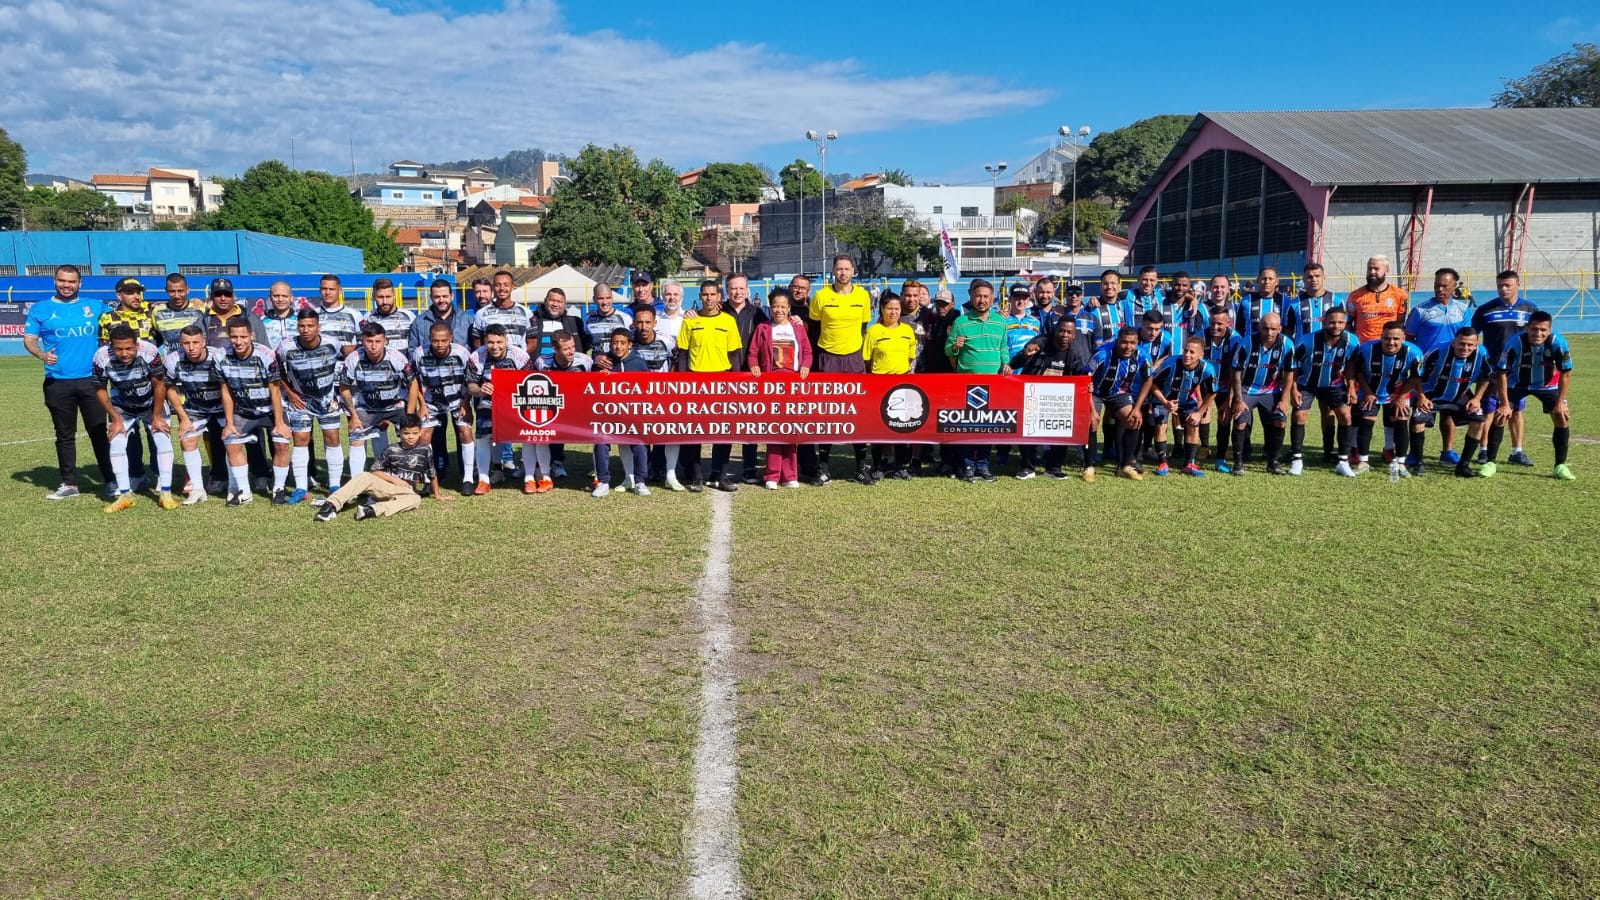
[364,160,455,207]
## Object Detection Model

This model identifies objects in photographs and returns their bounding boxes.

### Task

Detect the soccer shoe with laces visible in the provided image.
[1215,459,1232,475]
[1479,461,1498,478]
[1181,463,1206,477]
[44,485,80,500]
[271,489,289,505]
[1082,467,1097,483]
[473,479,491,496]
[1508,450,1535,467]
[535,477,554,494]
[633,481,652,496]
[853,469,875,486]
[104,493,136,513]
[1015,468,1036,480]
[976,466,997,483]
[1117,465,1144,481]
[665,472,687,492]
[523,477,538,495]
[1266,461,1285,476]
[1155,462,1169,477]
[313,501,338,522]
[226,491,253,507]
[1440,449,1461,466]
[1335,460,1357,477]
[287,489,309,505]
[1454,464,1480,478]
[158,491,181,510]
[1288,458,1304,476]
[1554,463,1576,481]
[183,488,208,505]
[714,476,740,493]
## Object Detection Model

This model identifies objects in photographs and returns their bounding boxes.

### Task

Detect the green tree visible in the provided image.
[691,162,767,210]
[22,186,121,230]
[536,144,698,279]
[1040,199,1121,254]
[779,159,825,199]
[880,167,914,187]
[200,161,403,271]
[825,193,938,277]
[0,127,25,231]
[1073,114,1191,205]
[1493,42,1600,107]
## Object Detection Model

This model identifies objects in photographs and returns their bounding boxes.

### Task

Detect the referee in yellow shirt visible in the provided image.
[864,291,919,480]
[675,280,743,492]
[805,254,873,484]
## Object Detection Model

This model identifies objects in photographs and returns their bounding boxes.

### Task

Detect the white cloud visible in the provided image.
[0,0,1047,176]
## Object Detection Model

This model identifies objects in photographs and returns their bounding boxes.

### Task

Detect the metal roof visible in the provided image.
[1121,108,1600,223]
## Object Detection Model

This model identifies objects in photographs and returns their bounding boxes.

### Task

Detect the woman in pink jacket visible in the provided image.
[747,288,814,488]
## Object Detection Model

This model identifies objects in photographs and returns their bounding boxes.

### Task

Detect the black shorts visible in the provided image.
[1354,398,1408,423]
[1235,391,1287,426]
[1296,385,1348,412]
[814,349,866,374]
[1413,402,1484,427]
[1099,393,1134,412]
[1512,389,1563,415]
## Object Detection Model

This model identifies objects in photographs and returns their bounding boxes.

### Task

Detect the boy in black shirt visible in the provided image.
[314,414,451,521]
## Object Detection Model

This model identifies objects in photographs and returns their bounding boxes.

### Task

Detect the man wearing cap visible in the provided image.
[629,272,660,314]
[1002,284,1042,360]
[25,265,114,499]
[200,278,264,349]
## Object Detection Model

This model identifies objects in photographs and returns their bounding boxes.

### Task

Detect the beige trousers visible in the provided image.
[328,471,421,516]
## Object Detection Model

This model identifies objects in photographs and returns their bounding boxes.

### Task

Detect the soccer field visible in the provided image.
[2,339,1598,896]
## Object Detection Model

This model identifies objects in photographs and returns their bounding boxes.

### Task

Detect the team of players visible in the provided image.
[85,259,1578,513]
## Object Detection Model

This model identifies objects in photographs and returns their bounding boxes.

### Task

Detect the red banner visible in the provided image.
[491,371,1091,445]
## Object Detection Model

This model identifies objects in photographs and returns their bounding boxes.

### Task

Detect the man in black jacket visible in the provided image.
[1010,317,1094,479]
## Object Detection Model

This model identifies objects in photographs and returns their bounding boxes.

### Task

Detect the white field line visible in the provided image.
[686,489,742,899]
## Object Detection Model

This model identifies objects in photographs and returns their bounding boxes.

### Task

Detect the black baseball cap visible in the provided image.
[208,277,234,296]
[114,277,145,293]
[1009,284,1031,298]
[631,271,653,284]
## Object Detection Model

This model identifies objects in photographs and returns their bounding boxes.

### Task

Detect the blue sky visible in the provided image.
[5,0,1597,185]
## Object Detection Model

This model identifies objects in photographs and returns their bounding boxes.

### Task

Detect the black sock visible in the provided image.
[1411,430,1427,464]
[1291,422,1306,458]
[1119,425,1140,467]
[1554,427,1570,466]
[1338,423,1354,454]
[1460,435,1481,468]
[1264,425,1285,464]
[1322,421,1335,454]
[1199,423,1211,450]
[1232,427,1249,464]
[1485,425,1505,462]
[1155,441,1168,462]
[1184,441,1198,466]
[1392,424,1410,460]
[1102,422,1117,465]
[1357,420,1375,456]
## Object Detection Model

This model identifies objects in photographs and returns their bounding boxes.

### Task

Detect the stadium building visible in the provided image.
[1121,109,1600,325]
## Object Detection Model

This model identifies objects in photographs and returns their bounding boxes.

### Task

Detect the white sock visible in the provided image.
[110,432,131,493]
[152,431,174,491]
[183,447,205,489]
[272,465,289,492]
[325,444,345,487]
[620,449,636,481]
[291,446,310,490]
[665,444,681,475]
[475,437,493,482]
[1512,446,1523,454]
[230,464,251,497]
[460,445,475,484]
[347,442,366,476]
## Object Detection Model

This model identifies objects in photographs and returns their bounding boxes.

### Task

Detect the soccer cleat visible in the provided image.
[460,482,476,497]
[1440,449,1461,466]
[765,480,779,490]
[1356,460,1372,475]
[1215,459,1232,474]
[183,488,208,506]
[1230,464,1246,476]
[271,489,289,505]
[103,493,136,514]
[1335,460,1357,477]
[1508,450,1535,467]
[1288,458,1304,476]
[313,501,338,522]
[158,491,181,510]
[687,480,705,493]
[591,482,611,498]
[666,472,687,492]
[354,503,376,521]
[1475,448,1489,464]
[287,489,308,505]
[1266,461,1285,476]
[1479,461,1498,478]
[550,461,567,479]
[1181,463,1206,477]
[1117,465,1144,481]
[1155,462,1169,477]
[854,469,875,486]
[1454,464,1480,479]
[473,479,491,495]
[1082,467,1097,483]
[1015,468,1036,480]
[1554,463,1576,481]
[535,478,554,494]
[633,481,651,496]
[44,484,81,501]
[1045,468,1069,480]
[523,477,538,495]
[226,491,253,507]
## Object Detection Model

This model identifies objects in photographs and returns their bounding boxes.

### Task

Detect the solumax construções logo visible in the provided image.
[935,384,1019,434]
[880,384,929,433]
[511,372,565,427]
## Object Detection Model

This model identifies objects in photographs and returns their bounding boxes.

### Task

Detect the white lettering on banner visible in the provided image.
[1022,382,1078,439]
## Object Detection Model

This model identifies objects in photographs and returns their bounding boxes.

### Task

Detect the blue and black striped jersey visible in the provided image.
[279,337,344,413]
[1470,298,1538,360]
[1420,345,1493,404]
[1499,332,1572,392]
[1236,333,1296,396]
[1294,329,1359,389]
[1150,357,1217,406]
[1204,330,1249,380]
[1284,291,1343,340]
[1137,332,1177,368]
[1116,289,1161,326]
[1089,346,1149,399]
[1352,339,1424,403]
[1233,293,1282,337]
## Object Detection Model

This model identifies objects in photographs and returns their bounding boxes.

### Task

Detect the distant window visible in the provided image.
[960,206,979,218]
[163,186,180,196]
[178,264,240,275]
[423,193,435,200]
[103,264,167,276]
[177,206,189,214]
[932,206,943,214]
[391,192,404,200]
[0,265,17,275]
[27,264,88,275]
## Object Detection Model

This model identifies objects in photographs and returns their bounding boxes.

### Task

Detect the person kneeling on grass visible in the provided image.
[314,414,452,521]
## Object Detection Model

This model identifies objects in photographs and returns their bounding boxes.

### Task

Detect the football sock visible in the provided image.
[1485,425,1505,462]
[272,465,289,492]
[1263,425,1285,464]
[229,464,251,496]
[1291,422,1306,458]
[1391,425,1410,461]
[325,444,345,487]
[1322,421,1335,454]
[347,442,366,476]
[1410,431,1427,464]
[1357,420,1375,457]
[152,430,174,491]
[110,431,131,493]
[291,446,310,491]
[1119,425,1140,467]
[474,437,493,481]
[1554,427,1570,465]
[183,447,205,486]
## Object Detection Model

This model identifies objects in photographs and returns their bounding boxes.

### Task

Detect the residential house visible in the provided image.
[91,174,152,230]
[697,203,761,275]
[495,203,542,268]
[147,168,201,219]
[363,160,452,207]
